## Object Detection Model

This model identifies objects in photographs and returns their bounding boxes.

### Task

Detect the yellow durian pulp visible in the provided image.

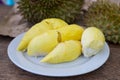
[57,24,84,41]
[41,40,82,64]
[17,18,68,51]
[17,21,53,51]
[26,24,84,57]
[81,27,105,57]
[42,18,68,29]
[27,30,59,56]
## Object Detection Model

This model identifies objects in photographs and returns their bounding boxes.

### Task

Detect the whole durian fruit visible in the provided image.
[18,0,84,24]
[84,0,120,44]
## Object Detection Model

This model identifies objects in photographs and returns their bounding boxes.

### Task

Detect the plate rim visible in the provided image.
[7,33,110,77]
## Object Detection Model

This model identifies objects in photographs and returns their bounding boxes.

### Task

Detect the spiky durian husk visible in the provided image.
[84,0,120,44]
[18,0,84,24]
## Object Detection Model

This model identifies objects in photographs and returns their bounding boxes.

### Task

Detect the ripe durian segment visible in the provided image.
[41,18,68,29]
[84,0,120,44]
[27,30,59,56]
[41,40,82,64]
[18,0,84,24]
[17,18,68,51]
[81,27,105,57]
[17,21,53,51]
[57,24,84,42]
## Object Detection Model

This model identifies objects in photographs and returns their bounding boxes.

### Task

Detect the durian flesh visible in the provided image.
[57,24,84,41]
[27,24,84,56]
[41,40,82,64]
[17,18,68,51]
[81,27,105,57]
[42,18,68,29]
[27,30,59,56]
[17,21,53,51]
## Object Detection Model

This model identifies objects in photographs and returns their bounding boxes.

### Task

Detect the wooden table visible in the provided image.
[0,5,120,80]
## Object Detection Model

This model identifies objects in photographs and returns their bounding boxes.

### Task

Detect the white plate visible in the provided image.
[7,33,110,77]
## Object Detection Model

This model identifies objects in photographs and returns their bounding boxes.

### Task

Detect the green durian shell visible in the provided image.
[84,0,120,44]
[18,0,84,24]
